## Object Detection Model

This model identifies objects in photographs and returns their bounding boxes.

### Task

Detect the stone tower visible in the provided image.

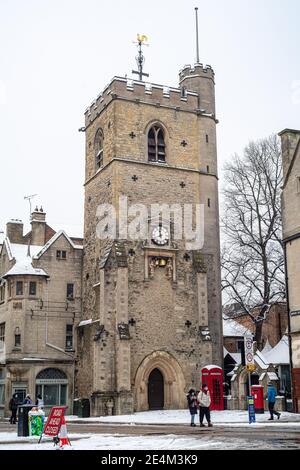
[76,62,223,415]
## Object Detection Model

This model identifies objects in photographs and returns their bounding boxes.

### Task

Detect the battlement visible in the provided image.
[84,77,201,127]
[179,63,215,83]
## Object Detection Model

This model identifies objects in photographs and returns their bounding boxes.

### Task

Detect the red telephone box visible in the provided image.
[251,385,264,414]
[201,365,224,411]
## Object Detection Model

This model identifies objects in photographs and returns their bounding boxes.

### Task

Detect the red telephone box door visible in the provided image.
[201,365,224,411]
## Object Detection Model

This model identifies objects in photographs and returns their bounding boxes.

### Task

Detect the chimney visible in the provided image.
[279,129,300,181]
[6,220,24,244]
[30,207,46,246]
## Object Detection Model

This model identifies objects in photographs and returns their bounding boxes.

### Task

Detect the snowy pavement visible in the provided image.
[1,410,300,450]
[0,431,300,450]
[65,409,300,427]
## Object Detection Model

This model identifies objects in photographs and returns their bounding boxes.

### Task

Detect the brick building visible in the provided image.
[223,303,288,350]
[75,62,223,415]
[0,209,83,417]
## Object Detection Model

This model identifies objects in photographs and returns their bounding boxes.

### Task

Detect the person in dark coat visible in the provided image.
[186,388,198,427]
[267,382,281,420]
[9,394,18,424]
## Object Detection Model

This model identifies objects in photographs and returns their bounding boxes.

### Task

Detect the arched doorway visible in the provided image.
[134,351,186,411]
[148,369,164,410]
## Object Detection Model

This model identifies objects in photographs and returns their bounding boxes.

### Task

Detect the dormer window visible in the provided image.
[148,125,166,162]
[95,128,104,170]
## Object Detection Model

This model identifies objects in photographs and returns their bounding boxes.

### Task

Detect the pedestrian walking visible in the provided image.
[23,394,33,405]
[35,394,44,409]
[267,382,281,420]
[9,393,18,424]
[197,384,213,427]
[186,389,198,427]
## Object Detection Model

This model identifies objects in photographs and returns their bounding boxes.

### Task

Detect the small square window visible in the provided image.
[57,250,67,260]
[16,281,23,296]
[29,282,37,296]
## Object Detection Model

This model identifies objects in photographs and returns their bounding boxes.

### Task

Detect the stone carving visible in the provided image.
[199,326,211,341]
[93,324,105,342]
[166,258,173,279]
[118,322,130,340]
[149,258,156,278]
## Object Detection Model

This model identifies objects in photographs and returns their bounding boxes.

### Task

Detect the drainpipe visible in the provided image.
[44,278,73,357]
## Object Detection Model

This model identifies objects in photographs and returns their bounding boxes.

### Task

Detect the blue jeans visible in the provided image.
[191,414,196,424]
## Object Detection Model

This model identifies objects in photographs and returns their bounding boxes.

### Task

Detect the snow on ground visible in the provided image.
[0,434,225,450]
[1,432,299,450]
[66,409,300,427]
[1,410,300,450]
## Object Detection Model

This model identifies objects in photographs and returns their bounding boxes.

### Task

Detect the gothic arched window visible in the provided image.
[95,128,104,170]
[148,125,166,162]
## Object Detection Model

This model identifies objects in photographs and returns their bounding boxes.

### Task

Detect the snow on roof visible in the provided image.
[223,317,252,337]
[267,372,279,381]
[22,357,47,361]
[254,350,269,370]
[78,319,93,327]
[202,364,222,371]
[2,241,48,278]
[264,336,290,365]
[34,230,83,259]
[261,339,273,355]
[223,347,242,365]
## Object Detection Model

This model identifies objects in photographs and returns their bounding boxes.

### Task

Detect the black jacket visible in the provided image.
[9,398,18,411]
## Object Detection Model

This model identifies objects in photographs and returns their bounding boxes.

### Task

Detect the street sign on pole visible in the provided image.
[244,335,255,368]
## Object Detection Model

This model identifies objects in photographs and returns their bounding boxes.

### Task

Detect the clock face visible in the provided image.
[151,226,169,246]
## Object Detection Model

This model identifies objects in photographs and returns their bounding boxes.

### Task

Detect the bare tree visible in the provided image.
[221,135,285,349]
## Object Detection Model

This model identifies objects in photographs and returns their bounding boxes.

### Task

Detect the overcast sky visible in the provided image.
[0,0,299,238]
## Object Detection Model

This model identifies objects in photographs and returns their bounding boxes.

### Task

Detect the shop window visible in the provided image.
[36,368,68,407]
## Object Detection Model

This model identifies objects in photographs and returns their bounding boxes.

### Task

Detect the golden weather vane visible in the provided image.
[132,34,149,81]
